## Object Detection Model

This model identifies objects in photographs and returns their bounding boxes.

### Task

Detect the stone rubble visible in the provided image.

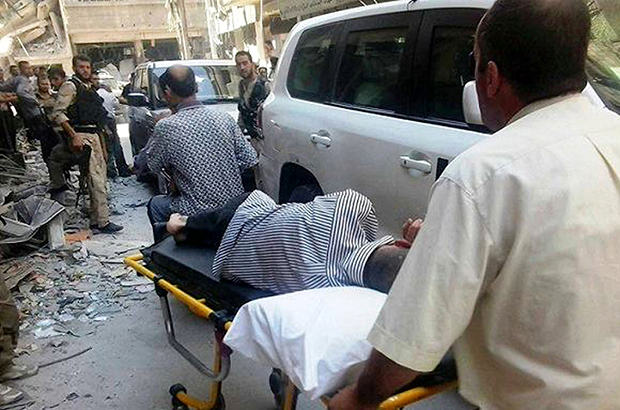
[0,133,154,409]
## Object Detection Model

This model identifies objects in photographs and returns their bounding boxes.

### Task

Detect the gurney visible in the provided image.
[124,236,459,410]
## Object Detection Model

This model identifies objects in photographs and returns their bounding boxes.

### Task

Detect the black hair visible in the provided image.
[235,51,253,63]
[476,0,590,104]
[158,65,197,98]
[72,54,91,67]
[363,245,409,293]
[17,61,29,70]
[47,66,66,79]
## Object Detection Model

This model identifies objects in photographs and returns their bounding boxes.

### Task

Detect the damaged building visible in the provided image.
[1,0,210,78]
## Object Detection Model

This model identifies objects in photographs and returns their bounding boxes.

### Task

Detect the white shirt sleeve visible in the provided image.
[368,177,499,372]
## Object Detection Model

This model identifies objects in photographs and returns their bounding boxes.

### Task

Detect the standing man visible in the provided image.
[0,61,46,147]
[91,71,132,178]
[235,51,270,142]
[329,0,620,409]
[0,271,38,405]
[47,67,66,92]
[146,65,257,241]
[48,55,123,234]
[34,76,60,163]
[0,69,17,153]
[264,41,279,78]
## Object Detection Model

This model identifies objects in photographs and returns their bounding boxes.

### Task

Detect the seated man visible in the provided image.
[165,189,421,294]
[146,65,258,237]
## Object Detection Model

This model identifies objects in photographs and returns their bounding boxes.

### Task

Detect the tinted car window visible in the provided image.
[334,27,408,111]
[287,24,338,102]
[152,65,240,108]
[428,26,476,122]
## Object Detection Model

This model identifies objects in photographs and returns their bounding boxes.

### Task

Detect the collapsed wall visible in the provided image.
[0,0,73,71]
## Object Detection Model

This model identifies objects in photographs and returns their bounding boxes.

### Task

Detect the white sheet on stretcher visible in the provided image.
[223,287,386,400]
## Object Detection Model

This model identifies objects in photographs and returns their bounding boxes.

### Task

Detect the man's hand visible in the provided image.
[330,350,419,410]
[70,131,85,152]
[61,122,84,152]
[328,385,377,410]
[402,218,423,245]
[167,213,188,235]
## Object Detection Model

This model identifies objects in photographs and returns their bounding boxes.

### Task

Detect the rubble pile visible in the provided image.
[0,136,90,256]
[0,138,48,194]
[0,131,155,409]
[4,237,150,344]
[0,0,70,62]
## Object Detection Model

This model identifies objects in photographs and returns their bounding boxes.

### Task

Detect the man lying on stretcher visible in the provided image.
[164,189,422,294]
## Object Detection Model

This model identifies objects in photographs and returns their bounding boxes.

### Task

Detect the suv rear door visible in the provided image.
[259,22,343,199]
[307,9,488,236]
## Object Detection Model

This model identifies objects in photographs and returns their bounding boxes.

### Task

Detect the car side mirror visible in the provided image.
[127,92,149,107]
[462,81,483,126]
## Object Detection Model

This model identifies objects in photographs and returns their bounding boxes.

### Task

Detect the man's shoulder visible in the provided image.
[58,80,77,94]
[154,114,176,131]
[182,106,235,125]
[442,97,620,194]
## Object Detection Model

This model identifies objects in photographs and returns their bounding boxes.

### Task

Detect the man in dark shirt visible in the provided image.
[0,61,46,147]
[235,51,270,141]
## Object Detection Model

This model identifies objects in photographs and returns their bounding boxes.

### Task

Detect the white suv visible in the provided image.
[259,0,612,236]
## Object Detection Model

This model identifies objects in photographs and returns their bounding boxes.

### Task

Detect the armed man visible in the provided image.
[48,55,123,234]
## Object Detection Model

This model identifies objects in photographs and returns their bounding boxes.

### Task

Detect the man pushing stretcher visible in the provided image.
[162,189,421,294]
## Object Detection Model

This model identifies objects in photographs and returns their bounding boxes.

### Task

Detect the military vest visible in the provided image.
[66,77,106,127]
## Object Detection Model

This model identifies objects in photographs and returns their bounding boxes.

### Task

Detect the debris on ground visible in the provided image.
[0,131,156,408]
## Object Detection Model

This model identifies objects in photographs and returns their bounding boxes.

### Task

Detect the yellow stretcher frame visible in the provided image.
[124,254,457,410]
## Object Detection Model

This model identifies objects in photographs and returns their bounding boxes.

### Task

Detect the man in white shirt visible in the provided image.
[91,71,131,178]
[329,0,620,409]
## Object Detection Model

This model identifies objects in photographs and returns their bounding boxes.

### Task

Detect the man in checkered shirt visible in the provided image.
[147,65,257,241]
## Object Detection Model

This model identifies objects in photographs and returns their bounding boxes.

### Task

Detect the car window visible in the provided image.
[151,65,240,108]
[427,26,476,122]
[334,27,408,111]
[287,24,338,102]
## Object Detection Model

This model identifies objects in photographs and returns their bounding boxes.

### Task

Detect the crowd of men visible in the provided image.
[0,56,126,234]
[0,54,132,404]
[0,0,619,406]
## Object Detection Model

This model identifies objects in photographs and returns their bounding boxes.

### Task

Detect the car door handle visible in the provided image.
[400,156,432,174]
[310,134,332,147]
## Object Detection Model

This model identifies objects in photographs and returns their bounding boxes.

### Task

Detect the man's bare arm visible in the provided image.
[51,81,84,151]
[0,92,17,103]
[328,349,419,410]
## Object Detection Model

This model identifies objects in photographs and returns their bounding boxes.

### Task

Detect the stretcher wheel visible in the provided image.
[269,368,283,407]
[214,395,226,410]
[171,397,189,410]
[170,384,189,410]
